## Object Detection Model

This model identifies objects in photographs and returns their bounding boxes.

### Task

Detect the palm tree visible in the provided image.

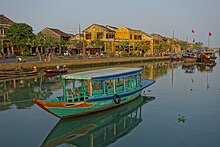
[134,41,151,56]
[58,38,68,55]
[90,39,104,52]
[34,32,47,61]
[119,41,129,56]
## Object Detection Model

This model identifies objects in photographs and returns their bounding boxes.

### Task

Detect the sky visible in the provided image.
[1,0,220,47]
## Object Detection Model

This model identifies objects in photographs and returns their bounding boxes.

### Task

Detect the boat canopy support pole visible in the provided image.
[140,72,142,85]
[89,80,92,96]
[62,80,66,101]
[113,79,116,93]
[123,78,126,92]
[102,81,106,95]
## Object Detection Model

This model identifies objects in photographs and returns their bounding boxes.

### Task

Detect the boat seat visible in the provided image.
[66,89,74,102]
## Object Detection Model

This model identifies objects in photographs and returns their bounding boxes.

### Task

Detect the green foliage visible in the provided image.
[179,41,189,51]
[158,42,168,51]
[5,23,35,51]
[59,38,68,46]
[134,41,151,52]
[119,41,129,51]
[178,114,187,123]
[90,39,104,48]
[192,42,203,50]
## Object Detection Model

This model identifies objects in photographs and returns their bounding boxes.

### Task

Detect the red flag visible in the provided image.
[208,32,212,36]
[192,29,195,33]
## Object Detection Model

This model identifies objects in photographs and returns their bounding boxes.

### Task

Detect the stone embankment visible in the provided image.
[0,56,170,71]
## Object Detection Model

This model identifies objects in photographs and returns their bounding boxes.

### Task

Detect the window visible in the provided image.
[97,32,103,39]
[134,35,142,40]
[130,34,133,40]
[86,33,91,39]
[106,33,115,39]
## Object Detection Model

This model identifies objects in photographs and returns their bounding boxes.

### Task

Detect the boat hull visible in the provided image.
[200,53,216,63]
[44,69,68,76]
[0,71,37,77]
[182,56,197,62]
[33,80,155,119]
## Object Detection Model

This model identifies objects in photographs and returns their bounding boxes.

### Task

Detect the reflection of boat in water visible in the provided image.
[196,62,216,73]
[182,63,196,73]
[182,62,216,74]
[41,96,155,147]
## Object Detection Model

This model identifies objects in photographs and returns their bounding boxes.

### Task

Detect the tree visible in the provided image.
[192,42,203,50]
[179,41,189,51]
[158,42,169,52]
[30,32,46,61]
[6,23,35,55]
[119,41,129,55]
[134,41,151,56]
[90,39,104,49]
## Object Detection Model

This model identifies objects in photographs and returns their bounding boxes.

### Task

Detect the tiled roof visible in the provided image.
[83,24,116,32]
[47,28,70,37]
[0,14,14,25]
[106,25,118,31]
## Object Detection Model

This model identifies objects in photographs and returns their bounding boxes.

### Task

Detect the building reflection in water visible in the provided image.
[41,96,155,147]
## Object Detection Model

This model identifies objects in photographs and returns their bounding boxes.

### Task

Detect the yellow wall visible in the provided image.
[83,24,115,52]
[115,27,130,40]
[83,24,153,54]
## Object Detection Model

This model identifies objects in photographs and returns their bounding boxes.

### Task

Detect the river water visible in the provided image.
[0,54,220,147]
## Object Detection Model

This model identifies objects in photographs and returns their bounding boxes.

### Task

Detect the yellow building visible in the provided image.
[83,24,116,54]
[83,24,153,55]
[115,27,153,55]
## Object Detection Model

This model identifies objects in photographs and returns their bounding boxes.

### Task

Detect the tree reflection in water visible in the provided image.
[0,75,60,111]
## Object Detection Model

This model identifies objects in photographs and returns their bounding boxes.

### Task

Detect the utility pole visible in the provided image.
[79,23,85,55]
[172,30,174,52]
[208,35,210,50]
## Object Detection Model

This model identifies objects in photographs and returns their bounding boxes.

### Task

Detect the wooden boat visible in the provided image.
[44,68,68,75]
[199,52,216,63]
[0,70,37,77]
[182,53,198,62]
[33,67,156,119]
[41,96,155,147]
[0,66,38,77]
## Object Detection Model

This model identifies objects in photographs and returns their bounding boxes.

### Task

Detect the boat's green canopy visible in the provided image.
[61,67,142,81]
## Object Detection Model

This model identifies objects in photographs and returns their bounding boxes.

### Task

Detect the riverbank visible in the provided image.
[0,56,170,71]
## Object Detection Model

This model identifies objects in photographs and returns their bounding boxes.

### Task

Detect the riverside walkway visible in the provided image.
[0,55,170,71]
